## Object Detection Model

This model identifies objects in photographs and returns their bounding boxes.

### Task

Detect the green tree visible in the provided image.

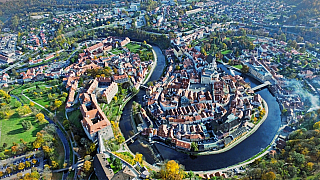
[11,15,19,30]
[13,101,22,108]
[241,65,249,73]
[22,120,32,130]
[30,171,40,179]
[114,158,122,170]
[191,142,198,151]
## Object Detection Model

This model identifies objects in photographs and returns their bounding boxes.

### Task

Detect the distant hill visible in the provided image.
[284,0,320,9]
[0,0,110,17]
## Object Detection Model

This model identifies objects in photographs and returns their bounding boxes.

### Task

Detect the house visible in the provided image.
[251,94,262,107]
[120,37,130,47]
[102,82,118,104]
[113,74,129,83]
[80,94,114,142]
[139,167,150,179]
[93,153,114,180]
[174,139,191,151]
[112,166,136,180]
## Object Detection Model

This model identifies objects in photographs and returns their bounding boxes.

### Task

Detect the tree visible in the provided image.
[51,161,59,169]
[313,121,320,129]
[241,65,249,73]
[62,92,68,98]
[134,154,143,164]
[307,162,314,172]
[22,120,32,130]
[200,47,207,56]
[35,113,46,123]
[188,170,194,179]
[191,142,198,151]
[160,160,185,180]
[261,171,276,180]
[83,160,92,173]
[25,161,31,168]
[54,99,63,109]
[5,167,12,174]
[18,162,25,171]
[14,101,22,108]
[114,158,122,170]
[11,15,19,30]
[43,146,51,155]
[30,171,40,179]
[222,43,227,50]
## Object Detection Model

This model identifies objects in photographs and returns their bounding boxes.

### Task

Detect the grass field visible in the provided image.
[233,65,243,69]
[110,49,125,55]
[23,85,53,108]
[125,43,142,53]
[67,110,82,129]
[221,50,232,55]
[0,111,47,147]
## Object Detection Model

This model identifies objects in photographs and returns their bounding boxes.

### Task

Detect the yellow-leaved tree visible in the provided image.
[160,160,185,180]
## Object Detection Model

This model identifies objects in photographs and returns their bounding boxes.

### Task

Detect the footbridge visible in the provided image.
[122,131,141,145]
[251,81,271,91]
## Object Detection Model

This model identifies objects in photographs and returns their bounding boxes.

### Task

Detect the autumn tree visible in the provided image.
[241,65,250,73]
[5,167,12,174]
[35,113,47,124]
[160,160,185,180]
[30,171,40,179]
[313,121,320,129]
[134,153,143,164]
[18,162,25,171]
[83,160,92,173]
[261,171,276,180]
[25,161,31,168]
[54,99,63,109]
[51,161,59,169]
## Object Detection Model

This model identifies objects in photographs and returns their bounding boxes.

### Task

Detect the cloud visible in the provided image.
[286,79,320,112]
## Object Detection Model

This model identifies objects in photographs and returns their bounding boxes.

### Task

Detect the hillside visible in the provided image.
[0,0,110,17]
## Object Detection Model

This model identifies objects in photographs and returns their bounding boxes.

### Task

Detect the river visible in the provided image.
[119,45,281,171]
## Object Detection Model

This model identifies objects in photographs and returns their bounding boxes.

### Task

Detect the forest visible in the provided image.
[0,0,112,18]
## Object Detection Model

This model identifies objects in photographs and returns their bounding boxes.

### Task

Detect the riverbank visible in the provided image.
[142,44,158,85]
[121,45,281,171]
[192,99,269,155]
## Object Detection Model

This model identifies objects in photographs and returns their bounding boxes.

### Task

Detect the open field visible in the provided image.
[0,107,47,147]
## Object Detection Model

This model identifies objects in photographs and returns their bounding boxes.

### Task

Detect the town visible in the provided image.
[0,0,320,179]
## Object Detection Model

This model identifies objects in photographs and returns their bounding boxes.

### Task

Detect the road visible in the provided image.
[1,153,44,180]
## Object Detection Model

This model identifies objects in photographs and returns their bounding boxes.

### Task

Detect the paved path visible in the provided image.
[0,152,43,180]
[193,123,287,176]
[19,92,70,180]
